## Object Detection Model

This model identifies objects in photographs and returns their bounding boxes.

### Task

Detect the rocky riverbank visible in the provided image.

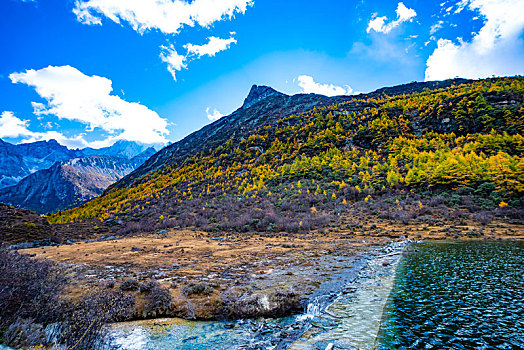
[22,229,385,321]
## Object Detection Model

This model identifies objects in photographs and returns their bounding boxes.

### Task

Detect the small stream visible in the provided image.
[104,241,408,350]
[289,247,402,350]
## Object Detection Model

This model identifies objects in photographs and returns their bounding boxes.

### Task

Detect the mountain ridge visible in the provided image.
[0,139,158,189]
[110,84,356,191]
[80,140,157,159]
[0,139,77,188]
[55,77,523,235]
[110,78,476,191]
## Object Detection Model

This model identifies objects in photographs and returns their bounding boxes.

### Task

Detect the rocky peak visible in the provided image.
[242,85,286,109]
[16,138,72,156]
[46,139,60,145]
[80,140,156,159]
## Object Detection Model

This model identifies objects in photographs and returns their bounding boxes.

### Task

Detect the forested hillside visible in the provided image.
[51,77,524,233]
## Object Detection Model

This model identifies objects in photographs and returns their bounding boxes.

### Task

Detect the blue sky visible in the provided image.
[1,0,523,149]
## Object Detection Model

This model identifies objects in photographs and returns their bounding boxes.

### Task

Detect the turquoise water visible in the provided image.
[378,240,524,349]
[105,317,298,350]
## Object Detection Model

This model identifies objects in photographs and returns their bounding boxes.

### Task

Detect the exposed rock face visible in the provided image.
[242,85,286,109]
[80,140,156,159]
[129,147,157,165]
[0,139,156,190]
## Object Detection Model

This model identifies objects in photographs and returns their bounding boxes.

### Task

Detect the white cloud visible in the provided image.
[73,0,253,35]
[73,1,250,81]
[9,65,169,145]
[425,0,524,81]
[185,36,237,58]
[367,16,389,34]
[160,45,187,81]
[0,111,31,139]
[206,107,225,121]
[296,75,353,97]
[396,2,417,21]
[454,0,469,13]
[0,111,91,148]
[430,20,444,34]
[367,2,417,34]
[161,35,237,80]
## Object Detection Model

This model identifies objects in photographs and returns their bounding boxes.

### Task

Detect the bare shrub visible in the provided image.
[472,211,494,225]
[3,319,47,349]
[461,195,482,213]
[311,214,331,228]
[341,186,366,201]
[159,218,177,229]
[424,195,446,207]
[52,290,135,350]
[442,208,464,221]
[394,210,415,225]
[120,279,139,291]
[139,280,159,293]
[183,282,214,296]
[120,221,142,235]
[371,199,391,212]
[143,284,173,318]
[496,206,524,221]
[378,211,394,220]
[282,220,300,234]
[0,248,135,350]
[0,249,66,327]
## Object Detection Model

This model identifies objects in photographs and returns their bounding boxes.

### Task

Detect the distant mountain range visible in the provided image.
[0,139,157,213]
[0,139,76,189]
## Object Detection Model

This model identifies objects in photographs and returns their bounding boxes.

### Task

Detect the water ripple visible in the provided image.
[377,240,524,349]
